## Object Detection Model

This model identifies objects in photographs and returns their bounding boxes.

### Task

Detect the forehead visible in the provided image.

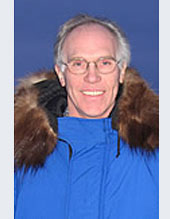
[62,24,117,59]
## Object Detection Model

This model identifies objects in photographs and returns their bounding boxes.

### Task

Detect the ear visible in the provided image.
[54,64,66,87]
[119,62,127,84]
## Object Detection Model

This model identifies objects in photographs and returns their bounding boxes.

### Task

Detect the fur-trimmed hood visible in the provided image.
[14,67,159,170]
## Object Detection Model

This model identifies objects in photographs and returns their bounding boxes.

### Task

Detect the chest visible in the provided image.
[15,141,159,219]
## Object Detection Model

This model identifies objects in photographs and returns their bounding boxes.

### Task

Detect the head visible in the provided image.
[54,14,131,119]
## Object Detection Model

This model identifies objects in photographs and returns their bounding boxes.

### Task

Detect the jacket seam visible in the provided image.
[98,140,106,219]
[99,119,113,219]
[65,158,73,219]
[61,141,73,219]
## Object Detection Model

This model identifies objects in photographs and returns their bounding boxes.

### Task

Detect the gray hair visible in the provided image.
[54,14,131,70]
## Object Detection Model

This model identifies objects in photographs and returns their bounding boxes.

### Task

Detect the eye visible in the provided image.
[71,60,83,67]
[98,59,113,69]
[101,59,112,66]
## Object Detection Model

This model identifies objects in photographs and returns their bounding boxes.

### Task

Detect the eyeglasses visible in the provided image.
[61,56,120,74]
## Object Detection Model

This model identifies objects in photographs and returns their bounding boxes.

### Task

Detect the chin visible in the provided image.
[68,100,114,119]
[78,107,110,119]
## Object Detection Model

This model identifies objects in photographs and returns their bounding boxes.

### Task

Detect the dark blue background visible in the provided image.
[14,0,159,92]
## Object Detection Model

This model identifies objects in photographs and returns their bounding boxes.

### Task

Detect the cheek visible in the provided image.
[107,75,120,95]
[65,75,81,97]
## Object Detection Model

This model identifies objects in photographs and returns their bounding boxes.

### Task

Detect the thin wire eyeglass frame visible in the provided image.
[61,56,121,75]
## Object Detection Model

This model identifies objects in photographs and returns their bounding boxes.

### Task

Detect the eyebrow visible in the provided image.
[67,56,116,63]
[68,57,85,62]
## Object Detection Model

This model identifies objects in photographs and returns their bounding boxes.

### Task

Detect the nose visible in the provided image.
[83,62,101,83]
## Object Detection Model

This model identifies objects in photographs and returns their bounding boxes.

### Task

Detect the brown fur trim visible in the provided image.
[14,71,57,170]
[116,67,159,150]
[16,70,57,87]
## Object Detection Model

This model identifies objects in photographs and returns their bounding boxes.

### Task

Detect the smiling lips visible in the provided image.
[81,90,105,96]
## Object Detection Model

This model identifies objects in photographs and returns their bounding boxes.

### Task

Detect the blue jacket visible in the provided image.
[15,117,159,219]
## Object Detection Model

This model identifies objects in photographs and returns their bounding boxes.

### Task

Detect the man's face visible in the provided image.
[55,24,127,119]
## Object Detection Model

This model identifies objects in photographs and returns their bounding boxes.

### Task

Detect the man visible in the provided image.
[14,14,159,219]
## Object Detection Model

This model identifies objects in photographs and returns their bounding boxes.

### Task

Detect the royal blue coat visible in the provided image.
[14,117,159,219]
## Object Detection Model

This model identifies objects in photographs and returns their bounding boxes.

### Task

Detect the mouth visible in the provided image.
[81,90,105,96]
